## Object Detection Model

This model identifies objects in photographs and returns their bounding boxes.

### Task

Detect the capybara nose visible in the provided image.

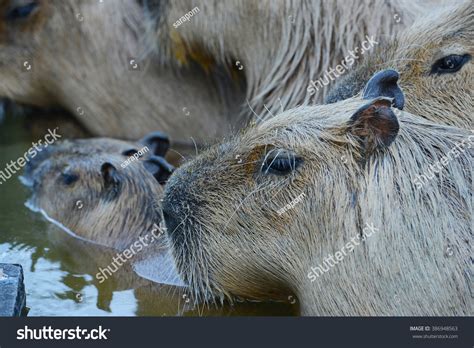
[363,69,405,110]
[162,199,183,245]
[161,174,192,246]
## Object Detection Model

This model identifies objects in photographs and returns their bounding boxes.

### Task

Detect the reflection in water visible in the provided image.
[0,113,296,316]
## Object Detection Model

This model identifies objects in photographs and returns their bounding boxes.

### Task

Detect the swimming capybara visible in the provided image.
[22,134,173,250]
[326,1,473,128]
[162,86,472,314]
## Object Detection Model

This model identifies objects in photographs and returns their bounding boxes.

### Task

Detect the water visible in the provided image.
[0,114,296,316]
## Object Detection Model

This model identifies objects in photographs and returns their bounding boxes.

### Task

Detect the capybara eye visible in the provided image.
[122,149,139,157]
[430,54,471,75]
[60,173,79,186]
[6,1,38,21]
[261,149,302,176]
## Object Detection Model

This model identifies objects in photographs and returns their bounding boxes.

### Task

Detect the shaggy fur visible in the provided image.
[0,0,425,141]
[162,97,472,315]
[326,1,473,128]
[0,0,240,141]
[155,0,429,119]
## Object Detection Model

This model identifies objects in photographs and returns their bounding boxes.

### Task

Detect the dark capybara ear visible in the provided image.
[139,131,170,157]
[121,148,138,157]
[348,97,400,154]
[363,69,405,110]
[143,156,174,185]
[100,162,121,193]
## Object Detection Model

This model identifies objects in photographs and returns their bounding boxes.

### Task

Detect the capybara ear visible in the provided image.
[139,131,170,157]
[348,97,400,154]
[121,148,139,157]
[100,162,121,193]
[143,156,174,185]
[363,69,405,110]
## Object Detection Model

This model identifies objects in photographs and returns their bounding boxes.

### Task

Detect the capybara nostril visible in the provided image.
[362,69,405,110]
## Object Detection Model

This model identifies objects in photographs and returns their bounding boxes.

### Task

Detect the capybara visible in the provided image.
[22,134,189,287]
[22,134,173,250]
[0,0,424,141]
[162,86,472,314]
[326,1,473,128]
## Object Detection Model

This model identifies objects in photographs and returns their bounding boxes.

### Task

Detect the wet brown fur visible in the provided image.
[163,97,472,315]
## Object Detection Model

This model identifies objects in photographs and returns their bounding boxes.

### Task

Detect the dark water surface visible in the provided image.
[0,113,296,316]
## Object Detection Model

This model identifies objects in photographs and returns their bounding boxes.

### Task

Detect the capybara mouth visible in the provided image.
[162,197,227,304]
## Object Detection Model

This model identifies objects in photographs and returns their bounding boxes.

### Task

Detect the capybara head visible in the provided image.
[162,93,472,314]
[326,1,473,128]
[24,134,173,250]
[162,97,401,302]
